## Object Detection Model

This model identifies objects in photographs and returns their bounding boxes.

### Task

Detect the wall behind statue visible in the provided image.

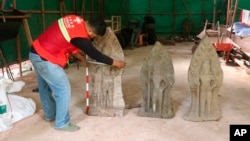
[0,0,250,64]
[0,0,100,63]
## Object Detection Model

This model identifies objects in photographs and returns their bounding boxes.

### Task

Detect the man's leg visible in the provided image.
[29,52,56,121]
[29,52,79,131]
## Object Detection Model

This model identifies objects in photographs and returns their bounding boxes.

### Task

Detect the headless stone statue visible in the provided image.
[88,27,125,117]
[138,42,175,119]
[184,36,223,121]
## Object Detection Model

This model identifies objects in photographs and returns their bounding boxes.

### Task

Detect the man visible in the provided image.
[29,15,126,132]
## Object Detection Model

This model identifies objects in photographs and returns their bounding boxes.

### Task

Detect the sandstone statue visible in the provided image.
[184,36,223,121]
[138,42,175,118]
[87,27,125,117]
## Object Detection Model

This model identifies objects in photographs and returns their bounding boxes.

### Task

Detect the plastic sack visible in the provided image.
[0,79,13,132]
[7,81,25,93]
[0,78,36,132]
[7,94,36,123]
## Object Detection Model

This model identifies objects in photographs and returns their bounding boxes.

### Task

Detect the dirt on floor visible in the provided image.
[1,42,250,141]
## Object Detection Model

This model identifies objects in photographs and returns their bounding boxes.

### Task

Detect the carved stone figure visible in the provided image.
[184,36,223,121]
[138,42,175,118]
[88,27,125,117]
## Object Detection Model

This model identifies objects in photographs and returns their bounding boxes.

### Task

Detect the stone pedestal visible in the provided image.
[88,27,125,117]
[138,42,175,119]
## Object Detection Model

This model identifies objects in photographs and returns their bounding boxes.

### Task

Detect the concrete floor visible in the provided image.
[1,42,250,141]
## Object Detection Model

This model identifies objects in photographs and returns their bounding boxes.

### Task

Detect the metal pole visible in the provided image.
[230,0,239,38]
[149,0,152,15]
[85,59,90,114]
[72,0,76,14]
[12,0,16,9]
[226,0,230,27]
[41,0,45,31]
[81,0,85,16]
[212,0,216,29]
[182,0,197,31]
[202,0,205,24]
[172,0,176,36]
[0,0,6,11]
[16,34,22,77]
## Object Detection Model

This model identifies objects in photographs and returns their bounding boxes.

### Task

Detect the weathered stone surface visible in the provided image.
[184,36,223,121]
[138,42,175,119]
[88,27,125,117]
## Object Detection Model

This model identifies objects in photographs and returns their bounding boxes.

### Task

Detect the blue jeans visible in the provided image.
[29,52,71,128]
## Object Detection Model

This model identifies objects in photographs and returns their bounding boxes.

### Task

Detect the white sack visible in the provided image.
[0,78,36,132]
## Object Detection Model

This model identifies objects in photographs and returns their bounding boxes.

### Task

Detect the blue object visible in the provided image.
[233,22,250,37]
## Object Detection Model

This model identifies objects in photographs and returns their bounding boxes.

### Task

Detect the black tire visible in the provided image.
[115,33,126,49]
[143,16,156,45]
[144,16,155,24]
[121,28,131,47]
[146,26,156,45]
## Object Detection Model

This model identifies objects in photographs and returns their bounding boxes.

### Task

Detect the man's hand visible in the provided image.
[112,60,126,69]
[72,51,85,62]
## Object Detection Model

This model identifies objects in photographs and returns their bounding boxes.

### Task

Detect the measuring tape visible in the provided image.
[85,60,89,114]
[85,56,107,114]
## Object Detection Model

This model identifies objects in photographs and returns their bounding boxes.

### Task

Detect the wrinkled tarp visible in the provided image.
[232,22,250,37]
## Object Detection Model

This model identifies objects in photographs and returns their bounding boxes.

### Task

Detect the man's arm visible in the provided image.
[72,51,85,61]
[70,37,125,68]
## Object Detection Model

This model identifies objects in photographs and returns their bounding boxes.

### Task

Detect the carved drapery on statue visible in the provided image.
[184,36,223,121]
[88,27,125,117]
[138,42,175,119]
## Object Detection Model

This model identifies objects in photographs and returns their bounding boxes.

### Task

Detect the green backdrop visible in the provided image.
[0,0,250,65]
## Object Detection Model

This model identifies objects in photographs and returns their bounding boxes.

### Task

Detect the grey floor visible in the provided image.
[1,42,250,141]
